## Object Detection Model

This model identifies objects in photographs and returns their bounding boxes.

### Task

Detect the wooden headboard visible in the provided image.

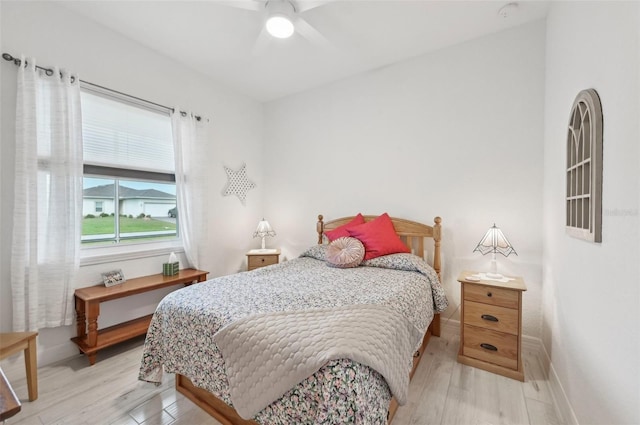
[316,214,442,280]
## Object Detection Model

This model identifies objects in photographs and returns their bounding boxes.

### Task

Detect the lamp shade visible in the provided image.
[253,219,276,239]
[473,224,517,257]
[253,219,276,250]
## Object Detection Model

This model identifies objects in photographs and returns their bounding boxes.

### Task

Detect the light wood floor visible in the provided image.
[2,330,563,425]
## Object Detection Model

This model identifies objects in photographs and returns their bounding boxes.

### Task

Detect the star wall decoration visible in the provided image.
[221,163,256,205]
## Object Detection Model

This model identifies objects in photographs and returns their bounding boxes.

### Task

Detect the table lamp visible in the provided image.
[253,219,276,251]
[473,223,517,279]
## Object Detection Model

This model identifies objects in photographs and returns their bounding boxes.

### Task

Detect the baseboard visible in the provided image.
[439,318,578,425]
[539,342,579,425]
[440,317,459,337]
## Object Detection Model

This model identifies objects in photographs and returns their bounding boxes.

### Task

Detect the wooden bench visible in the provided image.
[0,332,38,401]
[71,268,208,365]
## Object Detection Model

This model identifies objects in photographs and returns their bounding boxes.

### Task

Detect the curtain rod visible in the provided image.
[2,52,207,122]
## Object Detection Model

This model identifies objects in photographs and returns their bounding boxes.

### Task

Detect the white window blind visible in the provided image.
[81,90,174,173]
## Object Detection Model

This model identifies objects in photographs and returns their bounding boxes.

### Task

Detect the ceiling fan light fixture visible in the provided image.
[266,15,294,38]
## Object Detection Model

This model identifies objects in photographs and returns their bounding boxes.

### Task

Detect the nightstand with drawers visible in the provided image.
[246,249,280,271]
[457,271,527,381]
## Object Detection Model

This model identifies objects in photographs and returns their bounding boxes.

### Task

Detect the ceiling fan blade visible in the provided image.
[251,26,273,56]
[293,16,333,50]
[216,0,264,12]
[295,0,332,13]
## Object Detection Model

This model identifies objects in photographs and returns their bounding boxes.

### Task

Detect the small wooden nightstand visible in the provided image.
[457,271,527,381]
[247,249,280,271]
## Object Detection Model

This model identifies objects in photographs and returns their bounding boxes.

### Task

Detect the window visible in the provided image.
[566,88,603,243]
[81,87,178,246]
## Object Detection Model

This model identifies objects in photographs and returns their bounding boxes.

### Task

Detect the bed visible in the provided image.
[139,214,447,424]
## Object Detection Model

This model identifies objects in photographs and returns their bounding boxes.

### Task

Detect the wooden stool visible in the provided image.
[0,332,38,401]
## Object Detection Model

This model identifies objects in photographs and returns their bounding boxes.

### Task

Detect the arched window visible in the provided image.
[566,89,603,242]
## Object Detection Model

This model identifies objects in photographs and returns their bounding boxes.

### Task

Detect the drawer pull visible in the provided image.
[261,258,265,262]
[480,343,498,351]
[486,292,492,297]
[481,314,499,322]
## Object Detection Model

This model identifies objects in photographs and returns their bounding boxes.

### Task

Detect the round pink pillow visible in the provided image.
[326,237,365,268]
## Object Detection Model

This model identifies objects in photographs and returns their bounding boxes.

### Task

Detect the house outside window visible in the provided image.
[81,87,178,247]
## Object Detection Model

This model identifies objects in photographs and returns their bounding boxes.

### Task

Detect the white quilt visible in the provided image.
[213,304,423,419]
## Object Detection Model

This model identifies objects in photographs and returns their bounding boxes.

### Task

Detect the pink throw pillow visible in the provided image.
[325,213,365,242]
[326,237,365,268]
[347,213,410,260]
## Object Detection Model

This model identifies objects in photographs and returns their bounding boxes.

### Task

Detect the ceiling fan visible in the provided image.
[220,0,334,52]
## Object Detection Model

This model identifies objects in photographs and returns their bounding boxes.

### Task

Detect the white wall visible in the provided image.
[262,21,546,337]
[542,2,640,424]
[0,2,264,366]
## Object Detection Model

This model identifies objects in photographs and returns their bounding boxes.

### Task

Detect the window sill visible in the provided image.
[80,240,184,267]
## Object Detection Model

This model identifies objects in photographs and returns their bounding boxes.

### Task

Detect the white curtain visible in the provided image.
[172,111,206,269]
[11,57,83,331]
